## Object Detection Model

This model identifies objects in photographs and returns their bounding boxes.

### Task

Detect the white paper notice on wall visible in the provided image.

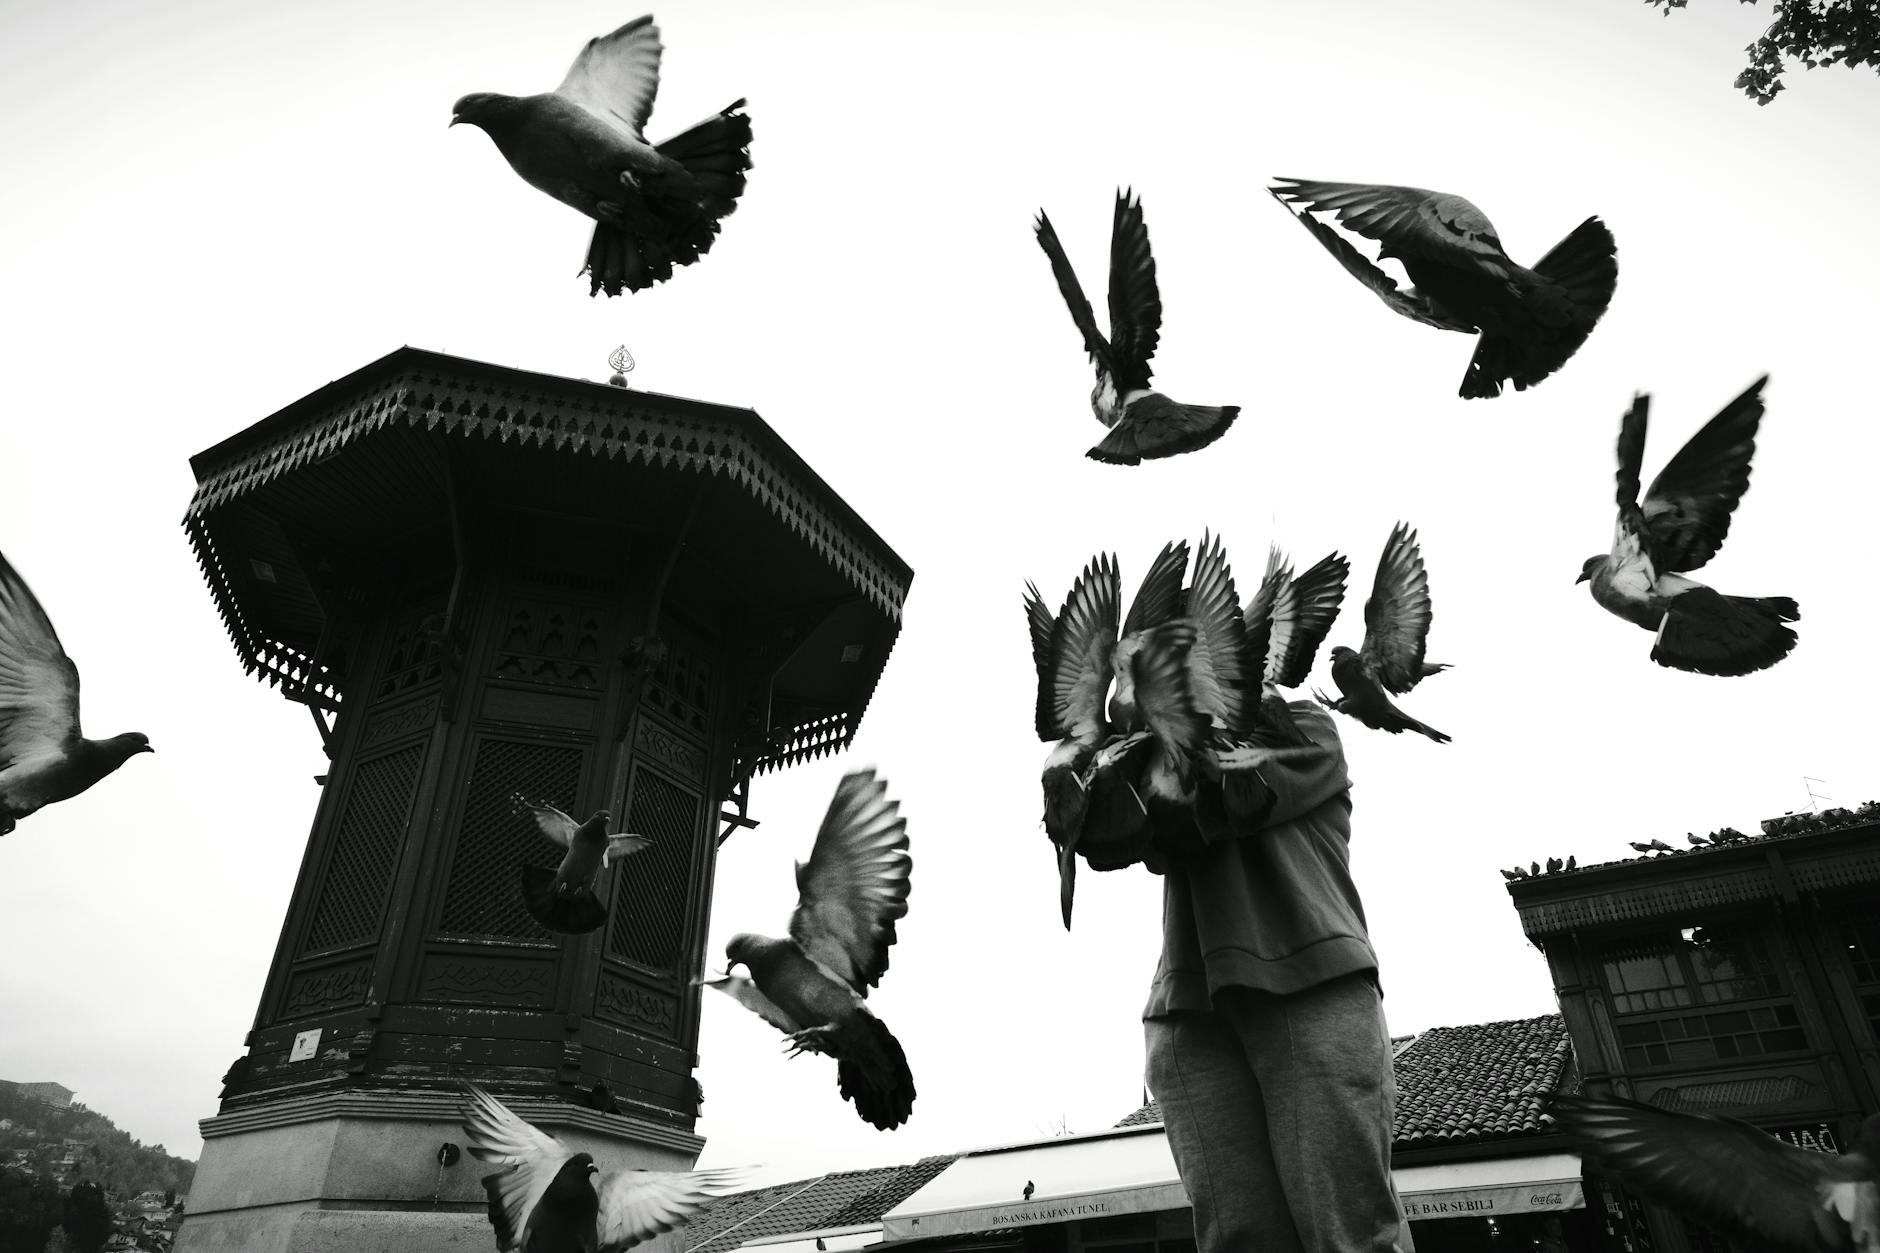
[289,1029,322,1062]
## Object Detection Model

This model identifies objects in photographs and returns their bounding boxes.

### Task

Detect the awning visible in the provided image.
[881,1125,1184,1242]
[1396,1153,1584,1218]
[882,1127,1583,1241]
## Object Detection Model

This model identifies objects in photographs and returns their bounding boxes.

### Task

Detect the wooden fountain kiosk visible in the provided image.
[174,347,911,1252]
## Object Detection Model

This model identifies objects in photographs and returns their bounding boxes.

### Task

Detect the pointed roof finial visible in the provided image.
[607,345,636,388]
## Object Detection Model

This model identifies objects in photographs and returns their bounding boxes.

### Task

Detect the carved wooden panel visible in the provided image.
[634,717,706,783]
[417,955,555,1008]
[301,744,425,955]
[491,599,608,690]
[360,695,441,749]
[643,632,714,739]
[280,956,375,1020]
[594,971,678,1036]
[373,615,446,702]
[437,738,583,939]
[606,766,702,982]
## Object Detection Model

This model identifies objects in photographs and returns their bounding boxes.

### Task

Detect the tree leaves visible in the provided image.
[1643,0,1880,104]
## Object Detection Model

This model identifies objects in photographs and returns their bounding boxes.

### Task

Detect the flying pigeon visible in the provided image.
[1027,543,1195,926]
[1269,179,1617,398]
[1314,524,1452,744]
[703,768,916,1130]
[460,1083,747,1252]
[1579,377,1798,675]
[0,549,152,836]
[512,794,653,935]
[1240,546,1349,745]
[452,15,753,296]
[1034,191,1239,465]
[1546,1092,1880,1253]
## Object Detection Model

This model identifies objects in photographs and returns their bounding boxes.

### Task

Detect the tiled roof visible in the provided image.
[686,1159,951,1252]
[1112,1014,1573,1150]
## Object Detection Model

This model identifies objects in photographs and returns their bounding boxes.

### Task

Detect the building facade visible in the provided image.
[1507,804,1880,1253]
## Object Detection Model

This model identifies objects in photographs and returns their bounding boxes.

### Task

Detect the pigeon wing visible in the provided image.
[1360,524,1437,696]
[1638,376,1768,574]
[1241,547,1289,687]
[1107,189,1163,391]
[1121,541,1191,637]
[460,1084,574,1253]
[1045,555,1120,742]
[1034,211,1113,372]
[1266,189,1473,332]
[703,971,805,1035]
[1024,582,1058,742]
[1269,179,1511,278]
[593,1166,752,1252]
[1132,621,1208,760]
[602,833,654,867]
[1183,533,1249,737]
[0,552,80,771]
[513,795,581,850]
[789,769,911,995]
[554,14,663,142]
[1267,552,1349,688]
[1548,1094,1856,1251]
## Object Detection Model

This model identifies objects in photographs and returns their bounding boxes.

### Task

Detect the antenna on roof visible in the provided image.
[1804,777,1831,812]
[607,345,635,389]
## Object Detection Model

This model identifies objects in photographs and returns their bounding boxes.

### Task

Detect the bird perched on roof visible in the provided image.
[1530,861,1540,876]
[703,768,916,1129]
[1023,1181,1036,1201]
[1034,191,1239,464]
[0,550,152,837]
[1500,866,1529,881]
[452,15,753,296]
[1565,855,1577,871]
[460,1083,747,1251]
[1628,841,1654,854]
[1546,857,1563,873]
[1579,377,1798,675]
[1314,524,1452,744]
[1546,1092,1880,1253]
[1688,832,1711,847]
[1269,179,1617,399]
[1649,839,1675,852]
[512,795,653,934]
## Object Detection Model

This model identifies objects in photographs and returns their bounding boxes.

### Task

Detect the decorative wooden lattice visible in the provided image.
[607,769,701,975]
[491,600,608,689]
[439,739,584,938]
[301,744,426,954]
[645,636,713,739]
[374,617,445,702]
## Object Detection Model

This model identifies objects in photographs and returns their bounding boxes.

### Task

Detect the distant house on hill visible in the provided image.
[1,1080,75,1108]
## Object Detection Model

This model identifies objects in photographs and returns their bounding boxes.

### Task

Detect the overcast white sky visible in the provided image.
[2,0,1877,1193]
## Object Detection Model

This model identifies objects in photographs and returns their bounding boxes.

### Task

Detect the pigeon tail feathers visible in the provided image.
[837,1012,917,1131]
[520,866,610,934]
[1459,216,1616,399]
[1651,589,1800,677]
[584,100,752,296]
[1087,397,1239,466]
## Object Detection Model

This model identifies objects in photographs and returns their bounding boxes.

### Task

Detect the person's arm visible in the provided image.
[1211,701,1350,836]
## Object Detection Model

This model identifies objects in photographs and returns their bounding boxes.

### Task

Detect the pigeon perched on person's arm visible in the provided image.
[1578,377,1798,675]
[1546,1092,1880,1253]
[1315,523,1452,744]
[703,768,916,1129]
[0,549,151,837]
[460,1083,749,1252]
[512,795,652,935]
[452,14,752,296]
[1269,179,1616,399]
[1034,191,1239,464]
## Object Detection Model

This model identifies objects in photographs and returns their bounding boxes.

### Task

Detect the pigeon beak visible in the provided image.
[448,113,462,127]
[1574,570,1590,584]
[140,744,155,754]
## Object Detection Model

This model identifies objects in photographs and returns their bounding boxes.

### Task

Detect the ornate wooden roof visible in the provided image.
[184,347,913,776]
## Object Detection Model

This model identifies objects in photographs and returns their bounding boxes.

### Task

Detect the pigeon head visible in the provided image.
[451,92,518,131]
[724,932,764,974]
[1328,645,1358,662]
[114,732,154,756]
[1576,555,1605,584]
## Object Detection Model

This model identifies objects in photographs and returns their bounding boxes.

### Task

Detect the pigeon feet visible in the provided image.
[784,1028,837,1059]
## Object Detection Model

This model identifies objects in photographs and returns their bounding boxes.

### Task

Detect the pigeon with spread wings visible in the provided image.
[460,1083,748,1252]
[452,15,752,295]
[0,549,152,836]
[1034,191,1239,464]
[1578,377,1799,675]
[1269,179,1616,399]
[1314,524,1452,744]
[702,768,915,1129]
[1547,1092,1880,1253]
[511,794,653,935]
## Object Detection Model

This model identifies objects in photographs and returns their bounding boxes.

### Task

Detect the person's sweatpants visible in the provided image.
[1145,972,1413,1253]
